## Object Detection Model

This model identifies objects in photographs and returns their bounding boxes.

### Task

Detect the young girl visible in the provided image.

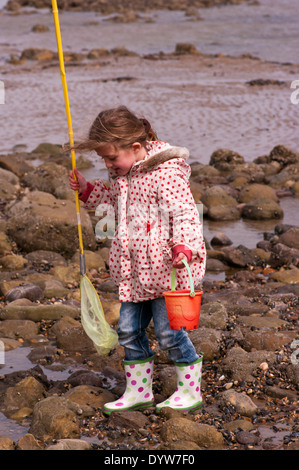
[69,106,206,415]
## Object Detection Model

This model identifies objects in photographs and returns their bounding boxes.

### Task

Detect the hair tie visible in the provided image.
[140,118,151,134]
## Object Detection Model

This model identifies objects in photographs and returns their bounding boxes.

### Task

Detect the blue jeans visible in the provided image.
[118,297,199,363]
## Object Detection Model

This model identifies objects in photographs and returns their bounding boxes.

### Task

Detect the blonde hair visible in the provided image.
[68,105,157,153]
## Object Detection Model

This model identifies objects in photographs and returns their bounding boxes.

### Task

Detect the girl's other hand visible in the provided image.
[69,169,87,194]
[172,253,188,269]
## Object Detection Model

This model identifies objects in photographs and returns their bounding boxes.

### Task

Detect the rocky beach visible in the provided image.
[0,0,298,452]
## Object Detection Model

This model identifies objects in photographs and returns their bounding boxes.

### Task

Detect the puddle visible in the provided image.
[0,412,29,442]
[0,347,33,376]
[257,423,294,449]
[0,344,118,389]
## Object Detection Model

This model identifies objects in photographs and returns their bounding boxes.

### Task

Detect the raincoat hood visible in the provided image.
[141,143,189,172]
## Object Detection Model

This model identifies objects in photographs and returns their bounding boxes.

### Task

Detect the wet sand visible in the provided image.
[2,51,299,161]
[0,1,299,161]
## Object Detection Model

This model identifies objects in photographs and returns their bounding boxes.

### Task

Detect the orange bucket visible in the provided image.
[163,259,203,331]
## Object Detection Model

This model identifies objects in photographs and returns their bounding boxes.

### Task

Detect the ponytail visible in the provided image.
[139,118,157,142]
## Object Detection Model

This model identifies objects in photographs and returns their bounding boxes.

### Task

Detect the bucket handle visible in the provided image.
[171,259,195,297]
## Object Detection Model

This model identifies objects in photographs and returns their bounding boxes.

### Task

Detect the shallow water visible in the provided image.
[205,196,297,246]
[1,0,298,156]
[1,0,299,62]
[0,346,33,375]
[0,412,28,441]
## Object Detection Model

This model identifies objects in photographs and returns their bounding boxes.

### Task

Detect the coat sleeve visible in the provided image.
[81,179,115,211]
[156,159,206,266]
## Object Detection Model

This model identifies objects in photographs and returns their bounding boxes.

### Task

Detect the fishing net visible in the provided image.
[80,275,118,356]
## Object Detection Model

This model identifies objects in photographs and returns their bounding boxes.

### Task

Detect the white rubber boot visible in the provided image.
[156,355,203,413]
[103,356,155,416]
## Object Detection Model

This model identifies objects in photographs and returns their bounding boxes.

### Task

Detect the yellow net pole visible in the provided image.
[52,0,85,259]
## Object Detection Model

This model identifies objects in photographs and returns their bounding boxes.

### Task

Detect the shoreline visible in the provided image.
[2,0,251,13]
[1,51,298,159]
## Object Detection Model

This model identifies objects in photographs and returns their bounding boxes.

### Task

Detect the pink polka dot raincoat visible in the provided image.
[82,141,206,302]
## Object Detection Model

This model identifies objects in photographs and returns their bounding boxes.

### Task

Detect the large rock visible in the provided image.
[219,347,277,382]
[1,376,46,418]
[241,327,297,352]
[43,279,69,299]
[0,153,35,178]
[0,168,20,201]
[160,417,224,449]
[210,232,233,247]
[238,183,278,203]
[50,316,96,354]
[51,264,80,285]
[157,366,177,398]
[267,162,299,188]
[0,337,22,352]
[29,396,82,443]
[241,198,283,220]
[0,303,80,322]
[270,267,299,284]
[0,436,15,450]
[0,319,39,340]
[221,245,259,267]
[209,149,245,172]
[65,385,115,409]
[4,284,44,302]
[46,439,91,451]
[201,185,238,208]
[218,389,258,417]
[31,143,62,155]
[0,231,13,255]
[208,205,241,221]
[22,162,73,200]
[108,411,150,432]
[0,273,58,296]
[0,167,19,185]
[20,48,55,61]
[228,163,265,184]
[278,227,299,250]
[198,302,228,330]
[0,254,27,271]
[268,144,299,166]
[25,250,68,267]
[100,299,120,325]
[16,433,44,450]
[71,250,106,272]
[188,327,222,361]
[6,191,96,256]
[269,243,299,268]
[206,258,227,272]
[285,363,299,386]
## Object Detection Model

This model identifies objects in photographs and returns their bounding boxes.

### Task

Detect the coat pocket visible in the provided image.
[159,240,173,263]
